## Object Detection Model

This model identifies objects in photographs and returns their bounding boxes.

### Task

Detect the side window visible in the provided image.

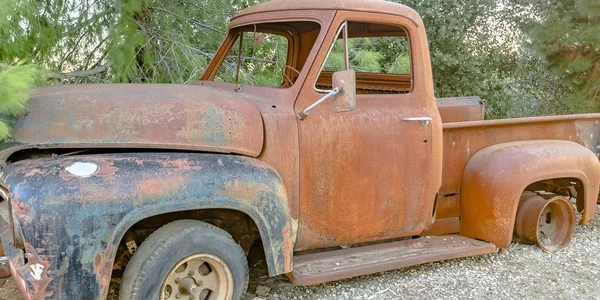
[215,32,289,87]
[318,21,412,94]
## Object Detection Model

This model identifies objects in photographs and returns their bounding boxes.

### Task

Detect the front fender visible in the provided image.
[1,153,293,299]
[460,140,600,248]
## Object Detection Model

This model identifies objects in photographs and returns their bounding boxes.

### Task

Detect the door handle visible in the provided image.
[403,117,432,126]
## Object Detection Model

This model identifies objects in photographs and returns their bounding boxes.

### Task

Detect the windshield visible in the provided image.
[212,21,321,88]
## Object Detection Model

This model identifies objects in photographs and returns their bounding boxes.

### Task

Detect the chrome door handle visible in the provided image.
[403,117,432,126]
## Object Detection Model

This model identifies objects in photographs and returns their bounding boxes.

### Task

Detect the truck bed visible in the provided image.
[433,113,600,234]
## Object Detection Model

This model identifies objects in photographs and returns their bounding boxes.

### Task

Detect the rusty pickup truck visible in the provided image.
[1,0,600,299]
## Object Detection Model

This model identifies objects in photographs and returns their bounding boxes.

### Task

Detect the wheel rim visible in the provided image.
[534,196,575,252]
[514,192,576,252]
[161,254,234,300]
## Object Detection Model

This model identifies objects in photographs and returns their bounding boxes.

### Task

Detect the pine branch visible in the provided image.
[150,6,226,35]
[47,61,114,79]
[63,7,116,37]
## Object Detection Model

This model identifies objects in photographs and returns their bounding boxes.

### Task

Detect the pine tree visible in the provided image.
[530,0,600,112]
[0,65,40,140]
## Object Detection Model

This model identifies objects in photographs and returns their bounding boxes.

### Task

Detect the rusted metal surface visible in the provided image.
[0,153,293,299]
[460,140,600,248]
[289,234,496,286]
[293,10,443,251]
[331,70,357,113]
[0,186,25,249]
[436,97,484,123]
[198,10,334,223]
[437,114,600,224]
[0,216,29,299]
[420,217,460,236]
[513,192,576,252]
[232,0,422,25]
[0,84,265,165]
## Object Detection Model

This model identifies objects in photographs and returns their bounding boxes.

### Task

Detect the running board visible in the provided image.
[290,235,496,286]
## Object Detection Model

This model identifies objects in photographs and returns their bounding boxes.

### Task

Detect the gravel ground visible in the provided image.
[2,205,600,300]
[243,205,600,300]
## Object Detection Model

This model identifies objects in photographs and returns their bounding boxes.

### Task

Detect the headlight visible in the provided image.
[0,186,25,249]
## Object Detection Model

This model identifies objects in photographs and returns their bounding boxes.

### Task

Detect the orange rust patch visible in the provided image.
[12,201,30,218]
[95,162,120,176]
[214,180,269,203]
[24,169,45,178]
[281,223,293,273]
[136,176,186,205]
[94,243,118,299]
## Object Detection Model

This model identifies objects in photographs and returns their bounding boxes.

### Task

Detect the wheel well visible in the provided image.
[524,177,584,211]
[111,209,262,279]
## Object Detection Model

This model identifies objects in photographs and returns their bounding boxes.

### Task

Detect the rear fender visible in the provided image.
[460,140,600,248]
[1,153,293,299]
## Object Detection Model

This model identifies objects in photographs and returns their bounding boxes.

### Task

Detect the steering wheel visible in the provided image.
[282,65,301,87]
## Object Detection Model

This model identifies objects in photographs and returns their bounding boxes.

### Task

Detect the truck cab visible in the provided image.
[199,0,443,251]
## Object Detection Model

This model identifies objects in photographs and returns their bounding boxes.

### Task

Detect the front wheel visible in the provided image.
[119,220,249,300]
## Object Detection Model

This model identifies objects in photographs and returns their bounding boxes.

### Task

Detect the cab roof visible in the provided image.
[233,0,420,22]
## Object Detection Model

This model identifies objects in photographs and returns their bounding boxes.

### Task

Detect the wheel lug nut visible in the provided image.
[175,278,180,284]
[175,294,181,299]
[188,270,194,276]
[197,281,202,287]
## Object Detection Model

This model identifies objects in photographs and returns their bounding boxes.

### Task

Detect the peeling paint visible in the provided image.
[0,84,265,162]
[0,153,292,299]
[215,180,270,203]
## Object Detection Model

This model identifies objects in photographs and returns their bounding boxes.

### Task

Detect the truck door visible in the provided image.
[294,13,442,251]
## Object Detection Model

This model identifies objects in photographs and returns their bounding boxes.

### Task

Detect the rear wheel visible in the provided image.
[119,219,249,300]
[513,191,576,252]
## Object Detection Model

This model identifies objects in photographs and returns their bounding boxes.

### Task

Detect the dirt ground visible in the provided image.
[2,206,600,299]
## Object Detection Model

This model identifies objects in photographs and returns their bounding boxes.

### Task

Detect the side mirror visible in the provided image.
[332,69,356,113]
[297,70,356,120]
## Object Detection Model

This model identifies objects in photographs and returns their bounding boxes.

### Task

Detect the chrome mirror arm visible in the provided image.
[297,87,342,120]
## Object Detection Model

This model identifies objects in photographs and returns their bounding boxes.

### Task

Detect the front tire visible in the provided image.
[119,220,249,300]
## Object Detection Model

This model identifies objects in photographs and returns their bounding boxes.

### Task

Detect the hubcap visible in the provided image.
[161,254,234,300]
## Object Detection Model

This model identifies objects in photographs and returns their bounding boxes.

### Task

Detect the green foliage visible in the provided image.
[388,55,411,74]
[324,36,411,75]
[529,0,600,112]
[387,0,575,118]
[109,0,263,83]
[352,50,384,73]
[0,65,41,140]
[0,0,63,65]
[214,32,288,86]
[0,0,593,122]
[324,52,346,72]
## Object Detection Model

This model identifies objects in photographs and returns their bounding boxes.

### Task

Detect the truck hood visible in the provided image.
[0,84,264,162]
